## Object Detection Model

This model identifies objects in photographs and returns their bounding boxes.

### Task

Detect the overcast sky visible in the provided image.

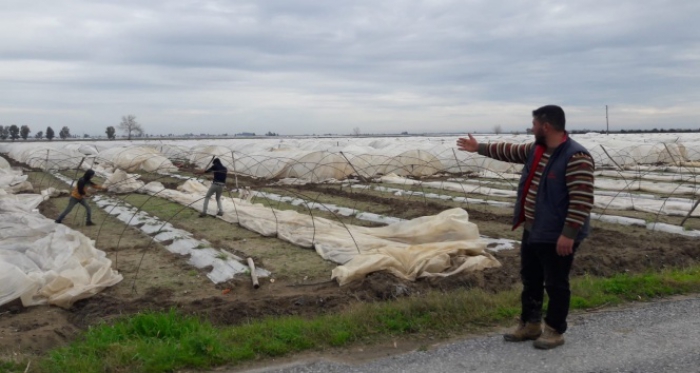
[0,0,698,136]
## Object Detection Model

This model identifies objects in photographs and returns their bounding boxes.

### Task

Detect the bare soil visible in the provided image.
[2,170,700,358]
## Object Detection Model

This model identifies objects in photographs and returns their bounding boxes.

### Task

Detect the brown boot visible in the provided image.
[533,324,565,349]
[503,321,542,342]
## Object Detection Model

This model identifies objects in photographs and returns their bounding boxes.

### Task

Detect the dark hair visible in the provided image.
[84,169,95,179]
[532,105,566,132]
[212,158,222,166]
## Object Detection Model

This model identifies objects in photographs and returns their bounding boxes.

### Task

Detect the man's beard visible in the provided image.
[535,134,547,146]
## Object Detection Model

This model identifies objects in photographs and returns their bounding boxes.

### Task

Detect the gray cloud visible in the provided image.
[0,0,698,136]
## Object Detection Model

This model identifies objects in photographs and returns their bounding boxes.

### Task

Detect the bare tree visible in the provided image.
[119,115,144,140]
[352,127,361,136]
[493,125,502,135]
[35,130,43,139]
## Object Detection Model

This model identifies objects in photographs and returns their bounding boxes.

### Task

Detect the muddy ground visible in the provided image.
[2,169,700,358]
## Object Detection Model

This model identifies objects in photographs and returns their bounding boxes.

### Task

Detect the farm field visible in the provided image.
[1,134,700,370]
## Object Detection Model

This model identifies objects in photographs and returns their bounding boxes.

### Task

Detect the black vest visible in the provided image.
[514,137,592,243]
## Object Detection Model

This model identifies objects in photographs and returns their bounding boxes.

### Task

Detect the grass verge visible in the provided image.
[2,266,695,373]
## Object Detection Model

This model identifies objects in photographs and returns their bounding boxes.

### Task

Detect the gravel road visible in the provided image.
[232,295,700,373]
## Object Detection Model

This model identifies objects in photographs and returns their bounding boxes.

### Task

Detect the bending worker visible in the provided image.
[457,105,595,350]
[55,169,106,226]
[195,157,227,217]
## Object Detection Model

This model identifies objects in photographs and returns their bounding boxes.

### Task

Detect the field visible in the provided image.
[1,135,700,370]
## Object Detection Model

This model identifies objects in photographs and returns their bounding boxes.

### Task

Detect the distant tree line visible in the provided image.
[567,128,700,134]
[0,114,147,141]
[0,125,72,140]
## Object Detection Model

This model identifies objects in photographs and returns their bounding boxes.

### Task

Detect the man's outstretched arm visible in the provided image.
[457,134,533,164]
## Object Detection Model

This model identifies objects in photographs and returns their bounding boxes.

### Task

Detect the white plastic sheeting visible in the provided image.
[1,144,85,170]
[378,173,518,198]
[333,209,501,285]
[3,134,700,180]
[140,180,501,285]
[96,146,178,173]
[0,167,30,194]
[0,188,122,308]
[351,179,700,236]
[595,178,700,196]
[277,151,355,181]
[347,149,445,178]
[588,142,687,168]
[92,195,270,283]
[189,145,236,169]
[252,189,518,252]
[102,169,146,194]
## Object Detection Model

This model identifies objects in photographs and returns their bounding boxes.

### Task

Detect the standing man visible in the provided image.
[55,169,106,226]
[195,157,227,217]
[457,105,595,349]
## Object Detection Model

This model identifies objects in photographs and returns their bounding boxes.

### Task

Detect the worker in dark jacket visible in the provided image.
[55,169,106,226]
[195,158,227,217]
[457,105,595,350]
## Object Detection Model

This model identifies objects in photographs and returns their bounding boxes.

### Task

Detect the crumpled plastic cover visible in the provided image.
[103,169,146,194]
[0,188,123,308]
[144,180,500,286]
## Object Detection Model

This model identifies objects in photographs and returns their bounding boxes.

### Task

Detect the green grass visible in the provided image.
[13,266,700,373]
[0,361,27,373]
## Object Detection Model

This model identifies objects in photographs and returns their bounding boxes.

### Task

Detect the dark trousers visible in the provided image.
[57,197,92,223]
[520,230,579,334]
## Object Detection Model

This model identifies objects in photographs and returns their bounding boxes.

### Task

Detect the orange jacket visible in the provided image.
[70,177,105,200]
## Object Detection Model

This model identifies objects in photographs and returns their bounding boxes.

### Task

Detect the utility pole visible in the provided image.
[606,105,609,135]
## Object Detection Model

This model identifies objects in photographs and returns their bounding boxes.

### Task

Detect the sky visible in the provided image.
[0,0,698,136]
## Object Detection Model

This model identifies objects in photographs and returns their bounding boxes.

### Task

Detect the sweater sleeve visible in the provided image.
[561,153,595,239]
[87,180,105,191]
[477,142,534,164]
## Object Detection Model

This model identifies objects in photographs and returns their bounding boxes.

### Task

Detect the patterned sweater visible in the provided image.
[478,141,595,239]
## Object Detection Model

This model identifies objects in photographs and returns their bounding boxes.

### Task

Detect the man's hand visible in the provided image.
[556,235,575,256]
[456,134,479,153]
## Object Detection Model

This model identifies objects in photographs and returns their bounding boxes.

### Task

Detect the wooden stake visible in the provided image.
[230,151,239,190]
[680,199,700,227]
[247,257,260,289]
